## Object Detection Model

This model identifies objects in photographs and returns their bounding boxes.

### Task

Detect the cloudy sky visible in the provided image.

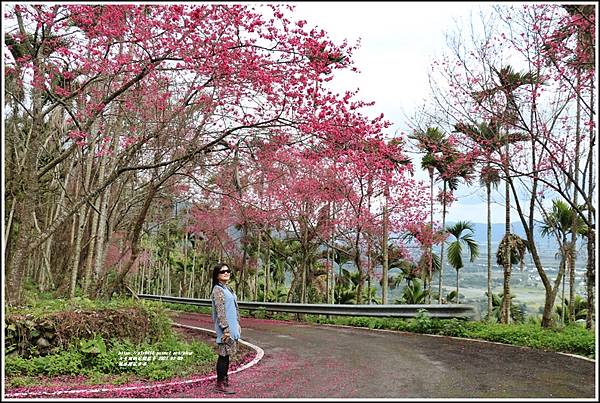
[290,2,509,224]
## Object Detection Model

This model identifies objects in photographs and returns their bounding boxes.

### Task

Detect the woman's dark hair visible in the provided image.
[211,262,230,289]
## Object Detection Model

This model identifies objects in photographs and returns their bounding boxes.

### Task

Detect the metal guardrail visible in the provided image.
[138,294,478,320]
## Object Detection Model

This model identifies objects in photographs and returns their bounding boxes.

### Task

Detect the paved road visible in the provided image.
[169,312,596,399]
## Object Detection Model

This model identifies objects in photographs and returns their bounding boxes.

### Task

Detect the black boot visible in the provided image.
[224,375,231,387]
[215,379,235,394]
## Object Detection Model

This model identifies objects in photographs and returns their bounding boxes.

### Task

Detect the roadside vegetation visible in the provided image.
[4,289,217,390]
[306,311,595,359]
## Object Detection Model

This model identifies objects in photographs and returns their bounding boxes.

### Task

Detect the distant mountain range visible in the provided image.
[227,218,572,253]
[445,221,559,248]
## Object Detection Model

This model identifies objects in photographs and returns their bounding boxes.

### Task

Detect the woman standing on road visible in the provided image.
[211,263,241,395]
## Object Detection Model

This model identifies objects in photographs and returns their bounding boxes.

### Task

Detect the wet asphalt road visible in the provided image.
[170,312,596,399]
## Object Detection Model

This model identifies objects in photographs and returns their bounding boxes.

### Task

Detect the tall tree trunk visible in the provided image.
[541,263,566,328]
[585,85,595,330]
[560,253,566,324]
[300,215,309,305]
[255,229,261,301]
[354,229,364,305]
[83,196,100,295]
[486,181,493,320]
[190,252,196,298]
[69,179,84,298]
[181,232,187,298]
[508,174,566,328]
[109,182,159,299]
[567,240,576,323]
[45,163,76,288]
[301,254,307,304]
[325,212,331,305]
[330,203,336,304]
[166,261,171,296]
[69,143,95,299]
[4,198,16,250]
[501,265,512,322]
[382,196,389,304]
[437,181,448,304]
[91,156,110,298]
[6,49,45,306]
[428,172,434,304]
[139,263,145,294]
[32,210,55,291]
[366,231,372,305]
[237,224,248,300]
[500,145,512,324]
[264,233,270,302]
[569,67,582,323]
[287,270,300,303]
[37,206,52,292]
[456,269,460,304]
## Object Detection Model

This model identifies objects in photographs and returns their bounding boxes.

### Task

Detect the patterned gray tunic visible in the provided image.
[212,285,240,356]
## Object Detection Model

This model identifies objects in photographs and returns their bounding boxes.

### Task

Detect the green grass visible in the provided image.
[4,294,218,389]
[5,335,217,388]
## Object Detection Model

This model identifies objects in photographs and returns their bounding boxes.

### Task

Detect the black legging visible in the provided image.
[216,354,230,381]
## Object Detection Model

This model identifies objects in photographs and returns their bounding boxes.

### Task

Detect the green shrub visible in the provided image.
[252,307,267,319]
[410,309,435,333]
[5,334,216,380]
[304,313,594,358]
[4,294,218,383]
[5,349,83,377]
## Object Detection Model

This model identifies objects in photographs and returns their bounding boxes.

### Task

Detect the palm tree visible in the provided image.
[331,244,354,303]
[389,259,420,286]
[445,290,463,304]
[486,292,525,323]
[423,155,437,303]
[257,283,288,303]
[416,250,441,293]
[396,278,427,304]
[473,65,539,323]
[454,121,503,319]
[555,294,588,324]
[400,228,439,302]
[540,199,588,323]
[410,128,444,300]
[335,287,357,304]
[334,268,360,304]
[480,166,501,317]
[495,232,528,321]
[269,238,302,302]
[410,127,473,304]
[364,286,380,305]
[374,241,403,303]
[436,160,473,305]
[445,221,480,304]
[269,258,287,292]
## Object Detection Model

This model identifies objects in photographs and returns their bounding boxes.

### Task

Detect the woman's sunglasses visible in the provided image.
[219,269,231,274]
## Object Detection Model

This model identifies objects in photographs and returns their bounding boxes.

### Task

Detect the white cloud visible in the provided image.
[445,200,505,224]
[291,2,489,132]
[289,3,535,225]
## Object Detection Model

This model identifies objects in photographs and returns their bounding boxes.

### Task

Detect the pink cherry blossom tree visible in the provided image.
[420,4,595,327]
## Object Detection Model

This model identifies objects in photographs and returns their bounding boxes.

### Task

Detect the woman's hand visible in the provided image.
[222,330,231,343]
